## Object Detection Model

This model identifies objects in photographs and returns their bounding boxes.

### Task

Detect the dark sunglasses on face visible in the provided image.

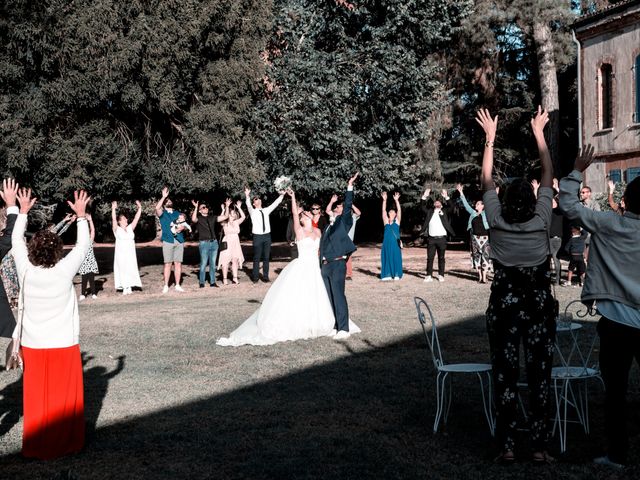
[311,207,320,211]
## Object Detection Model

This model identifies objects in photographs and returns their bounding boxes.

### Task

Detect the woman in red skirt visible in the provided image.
[7,184,91,460]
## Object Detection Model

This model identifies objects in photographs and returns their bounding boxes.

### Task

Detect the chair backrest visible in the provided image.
[555,299,600,374]
[414,296,444,369]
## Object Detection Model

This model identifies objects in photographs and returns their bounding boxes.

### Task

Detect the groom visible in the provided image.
[320,172,359,340]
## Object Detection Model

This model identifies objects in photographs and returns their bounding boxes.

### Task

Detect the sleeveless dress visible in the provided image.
[78,244,99,275]
[217,220,244,268]
[380,221,403,279]
[217,236,360,346]
[113,226,141,289]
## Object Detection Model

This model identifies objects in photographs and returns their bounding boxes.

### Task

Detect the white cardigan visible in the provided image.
[12,214,90,348]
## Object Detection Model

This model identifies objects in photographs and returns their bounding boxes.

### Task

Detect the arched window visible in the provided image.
[635,55,640,123]
[599,63,614,129]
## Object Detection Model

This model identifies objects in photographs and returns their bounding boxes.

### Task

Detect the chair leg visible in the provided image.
[434,372,446,433]
[477,372,494,436]
[444,374,453,424]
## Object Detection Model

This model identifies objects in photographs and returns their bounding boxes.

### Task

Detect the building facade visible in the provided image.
[574,0,640,193]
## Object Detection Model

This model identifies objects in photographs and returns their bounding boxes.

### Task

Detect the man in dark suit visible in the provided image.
[0,178,19,340]
[420,187,455,282]
[320,173,359,340]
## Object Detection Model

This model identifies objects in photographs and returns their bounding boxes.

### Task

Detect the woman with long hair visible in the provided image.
[477,107,556,464]
[217,201,246,285]
[8,186,91,460]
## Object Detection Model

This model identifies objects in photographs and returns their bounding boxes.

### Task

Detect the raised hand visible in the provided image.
[224,197,232,207]
[393,192,400,201]
[67,190,91,218]
[191,200,199,207]
[381,191,387,201]
[530,105,549,137]
[236,199,243,209]
[286,188,294,197]
[64,212,75,221]
[553,178,559,191]
[244,186,251,198]
[608,180,615,195]
[330,194,338,203]
[475,108,498,142]
[423,187,431,198]
[574,144,595,173]
[455,183,463,194]
[161,187,169,199]
[531,178,540,191]
[16,187,37,214]
[441,189,448,199]
[0,178,19,207]
[111,201,118,210]
[348,172,359,187]
[135,200,142,209]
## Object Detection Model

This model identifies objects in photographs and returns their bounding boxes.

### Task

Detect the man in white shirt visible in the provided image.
[245,187,285,283]
[420,188,455,282]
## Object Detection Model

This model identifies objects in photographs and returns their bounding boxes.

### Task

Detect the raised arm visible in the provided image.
[191,200,199,223]
[351,204,361,216]
[217,198,231,222]
[57,190,92,278]
[155,187,169,217]
[131,201,143,230]
[530,106,552,188]
[12,188,36,280]
[244,187,254,214]
[381,192,389,225]
[326,194,337,216]
[111,201,118,232]
[288,189,304,240]
[236,201,246,225]
[456,184,475,215]
[393,192,402,224]
[607,180,620,212]
[263,193,285,215]
[0,178,19,255]
[476,108,498,191]
[559,145,602,233]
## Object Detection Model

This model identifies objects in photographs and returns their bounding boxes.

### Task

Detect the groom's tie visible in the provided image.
[260,210,266,233]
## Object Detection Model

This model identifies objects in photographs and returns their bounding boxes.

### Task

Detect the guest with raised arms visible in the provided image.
[77,212,99,301]
[380,191,403,281]
[0,179,19,343]
[244,186,285,283]
[421,187,455,282]
[155,187,186,293]
[112,201,143,295]
[191,197,230,288]
[456,183,491,283]
[477,106,556,464]
[218,200,246,285]
[8,187,91,460]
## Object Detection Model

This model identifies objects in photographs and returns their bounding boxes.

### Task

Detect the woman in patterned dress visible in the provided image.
[456,183,492,283]
[78,213,99,300]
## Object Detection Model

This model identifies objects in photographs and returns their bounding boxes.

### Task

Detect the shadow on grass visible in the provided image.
[0,314,630,479]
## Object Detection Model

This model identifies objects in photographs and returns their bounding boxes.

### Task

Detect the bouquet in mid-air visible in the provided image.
[273,175,292,192]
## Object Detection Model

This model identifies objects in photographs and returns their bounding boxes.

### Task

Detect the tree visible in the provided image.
[253,0,473,197]
[0,0,271,201]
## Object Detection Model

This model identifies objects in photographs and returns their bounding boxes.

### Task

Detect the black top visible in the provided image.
[549,208,564,238]
[471,215,489,236]
[565,231,588,256]
[195,214,218,241]
[0,212,17,338]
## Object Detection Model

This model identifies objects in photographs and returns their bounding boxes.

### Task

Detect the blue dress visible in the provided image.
[380,221,403,279]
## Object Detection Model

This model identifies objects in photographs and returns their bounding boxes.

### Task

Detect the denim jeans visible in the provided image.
[199,240,219,285]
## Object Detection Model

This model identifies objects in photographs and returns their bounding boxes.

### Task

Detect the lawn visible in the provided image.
[0,243,637,479]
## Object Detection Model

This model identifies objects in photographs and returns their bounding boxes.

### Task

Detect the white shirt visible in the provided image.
[12,214,90,348]
[245,195,284,235]
[347,213,360,241]
[428,209,447,237]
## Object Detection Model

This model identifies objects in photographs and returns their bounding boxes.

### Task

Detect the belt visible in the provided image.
[429,235,446,239]
[322,256,347,264]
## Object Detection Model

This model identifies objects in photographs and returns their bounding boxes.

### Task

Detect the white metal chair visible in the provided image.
[551,300,603,453]
[414,296,494,435]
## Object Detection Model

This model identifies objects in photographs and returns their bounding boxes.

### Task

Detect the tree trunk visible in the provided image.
[532,20,561,177]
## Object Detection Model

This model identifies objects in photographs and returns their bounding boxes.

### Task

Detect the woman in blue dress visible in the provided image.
[380,191,403,281]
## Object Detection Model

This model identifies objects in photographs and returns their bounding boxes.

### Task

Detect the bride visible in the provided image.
[217,189,359,346]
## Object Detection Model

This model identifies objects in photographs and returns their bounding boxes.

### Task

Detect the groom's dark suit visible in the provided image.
[0,210,17,338]
[319,188,356,332]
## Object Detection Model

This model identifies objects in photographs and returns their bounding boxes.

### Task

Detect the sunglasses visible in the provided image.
[311,207,320,211]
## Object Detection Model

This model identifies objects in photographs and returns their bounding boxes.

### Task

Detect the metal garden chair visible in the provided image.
[414,296,494,436]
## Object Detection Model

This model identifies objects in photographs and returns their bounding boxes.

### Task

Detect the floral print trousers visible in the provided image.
[486,262,556,452]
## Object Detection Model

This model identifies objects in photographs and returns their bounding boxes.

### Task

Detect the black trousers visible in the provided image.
[252,233,272,281]
[598,317,640,464]
[426,236,447,276]
[321,259,348,332]
[486,263,556,452]
[81,273,96,295]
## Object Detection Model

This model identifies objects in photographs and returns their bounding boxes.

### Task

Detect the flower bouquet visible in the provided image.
[274,175,292,192]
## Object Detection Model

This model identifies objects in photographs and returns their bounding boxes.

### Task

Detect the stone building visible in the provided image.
[573,0,640,193]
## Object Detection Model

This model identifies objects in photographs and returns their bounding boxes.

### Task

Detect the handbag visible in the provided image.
[390,224,403,249]
[5,271,25,371]
[219,241,228,252]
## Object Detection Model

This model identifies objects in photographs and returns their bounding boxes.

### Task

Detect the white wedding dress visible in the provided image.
[217,236,360,346]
